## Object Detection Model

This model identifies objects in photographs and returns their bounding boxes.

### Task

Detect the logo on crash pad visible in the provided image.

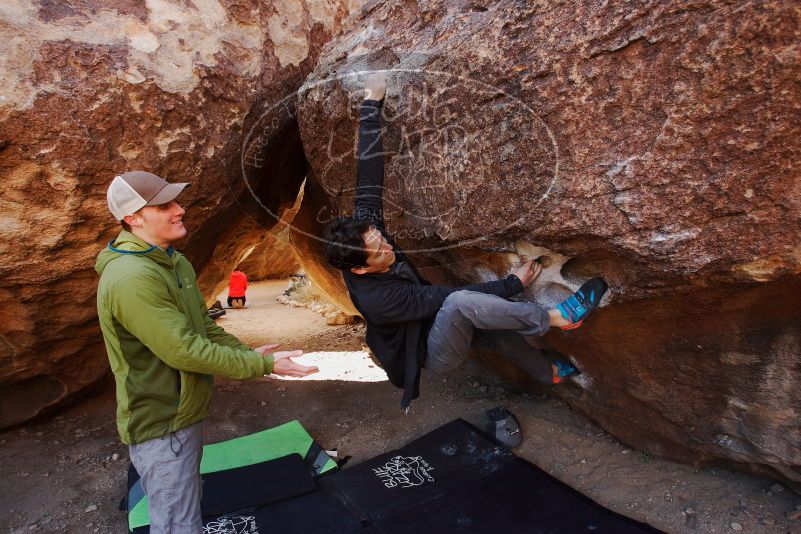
[373,455,435,488]
[204,515,258,534]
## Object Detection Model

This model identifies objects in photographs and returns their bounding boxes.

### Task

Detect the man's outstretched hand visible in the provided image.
[511,257,542,287]
[364,71,386,101]
[255,346,319,378]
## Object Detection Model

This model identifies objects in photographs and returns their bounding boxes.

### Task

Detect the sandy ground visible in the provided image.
[2,279,800,533]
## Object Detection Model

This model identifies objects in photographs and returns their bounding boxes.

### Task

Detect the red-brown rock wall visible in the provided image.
[0,0,362,428]
[236,230,301,282]
[225,192,303,285]
[293,0,801,488]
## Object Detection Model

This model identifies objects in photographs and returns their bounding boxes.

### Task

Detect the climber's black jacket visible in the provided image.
[343,100,523,409]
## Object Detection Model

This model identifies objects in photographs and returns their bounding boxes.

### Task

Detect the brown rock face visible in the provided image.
[234,193,302,283]
[236,228,301,281]
[293,1,801,487]
[0,0,361,428]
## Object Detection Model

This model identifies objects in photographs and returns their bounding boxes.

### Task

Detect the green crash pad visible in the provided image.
[127,419,336,530]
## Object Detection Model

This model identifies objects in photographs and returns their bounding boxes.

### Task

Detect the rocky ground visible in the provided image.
[1,280,800,533]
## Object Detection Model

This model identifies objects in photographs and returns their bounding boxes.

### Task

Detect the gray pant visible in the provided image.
[425,290,551,376]
[129,422,204,534]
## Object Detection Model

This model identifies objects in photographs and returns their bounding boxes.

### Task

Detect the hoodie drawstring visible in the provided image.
[170,431,183,456]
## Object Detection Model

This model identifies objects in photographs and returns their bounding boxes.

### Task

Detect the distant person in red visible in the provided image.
[228,269,248,308]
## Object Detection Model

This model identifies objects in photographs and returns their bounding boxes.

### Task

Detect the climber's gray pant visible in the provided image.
[425,290,551,374]
[129,422,204,534]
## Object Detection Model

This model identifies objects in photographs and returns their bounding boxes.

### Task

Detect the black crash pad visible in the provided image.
[326,419,662,533]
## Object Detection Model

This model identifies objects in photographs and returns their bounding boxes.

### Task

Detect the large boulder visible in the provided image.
[0,0,362,428]
[293,0,801,488]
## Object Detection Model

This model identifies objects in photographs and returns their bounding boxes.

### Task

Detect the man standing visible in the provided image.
[96,171,317,533]
[323,74,607,411]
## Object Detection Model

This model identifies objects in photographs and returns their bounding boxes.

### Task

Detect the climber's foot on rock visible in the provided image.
[551,277,608,330]
[551,360,580,384]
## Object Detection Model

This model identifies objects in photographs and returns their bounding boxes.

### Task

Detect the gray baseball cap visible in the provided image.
[106,171,190,221]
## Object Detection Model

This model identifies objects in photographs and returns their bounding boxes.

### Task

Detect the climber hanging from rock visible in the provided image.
[322,71,608,412]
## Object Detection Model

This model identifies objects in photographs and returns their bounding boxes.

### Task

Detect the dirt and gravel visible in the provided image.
[2,280,800,533]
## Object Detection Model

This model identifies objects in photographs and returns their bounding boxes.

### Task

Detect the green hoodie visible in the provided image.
[95,231,274,445]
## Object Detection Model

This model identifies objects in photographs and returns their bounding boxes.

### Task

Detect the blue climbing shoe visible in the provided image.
[555,277,608,330]
[552,360,580,384]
